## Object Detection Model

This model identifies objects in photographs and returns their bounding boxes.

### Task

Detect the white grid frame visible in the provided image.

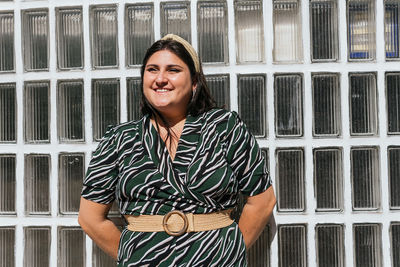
[0,0,399,266]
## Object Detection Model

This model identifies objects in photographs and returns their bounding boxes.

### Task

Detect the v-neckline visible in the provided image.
[148,115,189,163]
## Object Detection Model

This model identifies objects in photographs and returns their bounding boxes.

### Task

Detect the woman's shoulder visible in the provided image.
[100,117,146,143]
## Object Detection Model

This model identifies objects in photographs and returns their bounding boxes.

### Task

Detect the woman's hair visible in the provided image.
[140,39,216,119]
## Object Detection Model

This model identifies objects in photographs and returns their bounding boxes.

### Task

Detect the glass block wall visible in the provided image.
[0,0,400,266]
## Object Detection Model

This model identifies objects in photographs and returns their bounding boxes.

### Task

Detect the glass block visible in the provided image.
[0,12,14,72]
[274,74,303,137]
[92,242,116,267]
[234,0,265,63]
[0,227,14,267]
[347,0,376,61]
[261,148,269,169]
[160,2,191,43]
[0,83,16,142]
[312,73,341,137]
[24,81,50,143]
[127,78,141,121]
[276,148,305,211]
[278,224,307,267]
[197,1,229,64]
[384,1,400,59]
[59,153,84,214]
[388,146,400,209]
[0,155,15,214]
[90,5,118,68]
[205,74,230,110]
[273,0,303,63]
[92,79,120,141]
[238,74,267,137]
[316,224,344,267]
[247,226,270,267]
[351,147,380,210]
[310,0,339,61]
[391,223,400,267]
[56,7,84,70]
[22,9,49,71]
[353,224,382,267]
[314,148,343,211]
[23,227,50,267]
[349,73,378,135]
[58,227,85,267]
[24,154,50,215]
[386,72,400,134]
[125,4,154,66]
[57,80,84,142]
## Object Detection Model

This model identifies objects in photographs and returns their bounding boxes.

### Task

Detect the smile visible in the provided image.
[155,88,171,92]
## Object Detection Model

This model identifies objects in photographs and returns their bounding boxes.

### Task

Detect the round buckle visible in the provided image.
[162,210,188,236]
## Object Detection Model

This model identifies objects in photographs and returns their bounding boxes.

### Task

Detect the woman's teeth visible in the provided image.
[156,89,169,92]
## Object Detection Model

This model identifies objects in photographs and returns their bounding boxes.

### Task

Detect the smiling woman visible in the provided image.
[78,34,276,267]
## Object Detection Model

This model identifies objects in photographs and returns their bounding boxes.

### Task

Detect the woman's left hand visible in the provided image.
[238,186,276,249]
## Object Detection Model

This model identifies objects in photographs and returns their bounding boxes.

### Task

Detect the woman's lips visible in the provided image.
[154,88,172,93]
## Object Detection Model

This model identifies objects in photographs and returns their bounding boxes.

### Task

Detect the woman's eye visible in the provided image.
[146,67,157,72]
[169,68,180,73]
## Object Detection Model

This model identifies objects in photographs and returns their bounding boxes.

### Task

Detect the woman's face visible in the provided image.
[143,49,195,119]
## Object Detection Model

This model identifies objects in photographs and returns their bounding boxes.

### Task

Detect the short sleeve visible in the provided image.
[224,112,271,196]
[81,127,120,204]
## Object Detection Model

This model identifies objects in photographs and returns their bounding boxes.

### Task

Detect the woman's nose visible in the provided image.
[155,71,168,85]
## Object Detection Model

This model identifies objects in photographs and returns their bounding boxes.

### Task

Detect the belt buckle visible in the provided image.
[162,210,188,236]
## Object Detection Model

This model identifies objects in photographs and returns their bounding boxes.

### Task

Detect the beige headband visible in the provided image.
[161,34,200,73]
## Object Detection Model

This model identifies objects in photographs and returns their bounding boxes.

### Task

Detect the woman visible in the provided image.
[78,34,276,266]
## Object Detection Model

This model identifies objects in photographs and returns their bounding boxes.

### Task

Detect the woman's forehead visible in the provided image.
[146,50,187,67]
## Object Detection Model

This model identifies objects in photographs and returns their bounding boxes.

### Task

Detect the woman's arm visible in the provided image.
[78,197,121,259]
[238,186,276,249]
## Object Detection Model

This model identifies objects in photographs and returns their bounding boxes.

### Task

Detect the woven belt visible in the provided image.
[124,209,234,236]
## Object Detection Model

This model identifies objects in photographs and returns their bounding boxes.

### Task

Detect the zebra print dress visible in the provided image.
[82,108,271,267]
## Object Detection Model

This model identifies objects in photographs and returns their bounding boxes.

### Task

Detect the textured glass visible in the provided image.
[206,74,230,110]
[315,224,344,267]
[312,73,341,136]
[56,7,84,70]
[353,224,382,267]
[273,0,303,63]
[58,227,85,267]
[388,146,400,208]
[22,9,49,71]
[197,1,228,63]
[127,78,141,121]
[0,155,15,214]
[391,223,400,266]
[160,2,191,42]
[93,243,116,267]
[247,226,270,267]
[310,0,339,61]
[24,81,50,143]
[125,4,154,66]
[90,5,118,68]
[278,224,307,267]
[24,154,50,215]
[92,79,120,141]
[274,74,303,137]
[238,75,267,137]
[0,83,16,142]
[57,80,84,142]
[386,72,400,134]
[347,0,376,61]
[59,153,84,214]
[0,12,14,72]
[234,0,265,63]
[276,148,305,211]
[349,73,378,135]
[351,147,380,210]
[385,1,400,59]
[23,227,50,267]
[314,148,343,211]
[0,227,14,267]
